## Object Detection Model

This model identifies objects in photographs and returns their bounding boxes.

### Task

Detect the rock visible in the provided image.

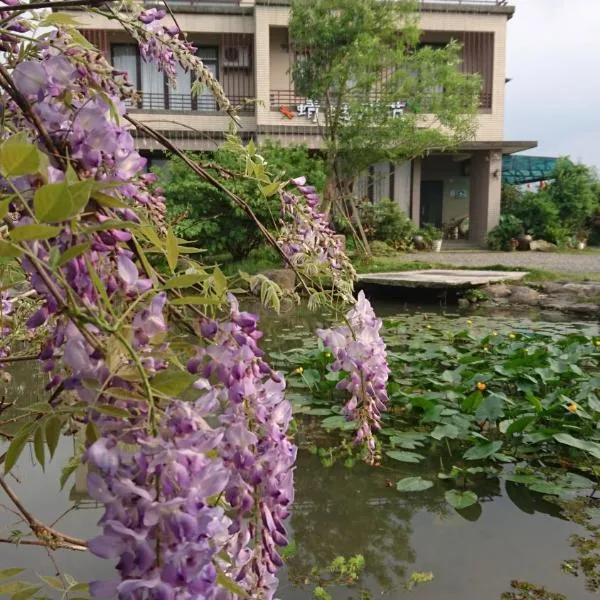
[510,286,542,306]
[483,283,512,298]
[457,298,470,309]
[530,240,557,252]
[568,303,600,316]
[540,282,567,294]
[265,269,296,291]
[539,296,571,311]
[563,283,600,296]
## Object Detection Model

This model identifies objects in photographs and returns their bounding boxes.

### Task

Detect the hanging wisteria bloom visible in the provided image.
[317,291,390,462]
[277,177,356,304]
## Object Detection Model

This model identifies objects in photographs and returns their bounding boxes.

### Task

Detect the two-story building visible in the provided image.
[72,0,536,245]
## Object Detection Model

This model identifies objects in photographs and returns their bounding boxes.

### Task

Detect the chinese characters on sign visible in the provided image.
[295,100,406,121]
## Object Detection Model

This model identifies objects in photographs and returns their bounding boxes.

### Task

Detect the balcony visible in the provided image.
[130,93,255,114]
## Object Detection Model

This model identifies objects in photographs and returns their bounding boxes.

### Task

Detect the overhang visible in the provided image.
[458,140,538,154]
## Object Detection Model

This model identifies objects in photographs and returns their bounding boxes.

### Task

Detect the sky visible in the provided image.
[504,0,600,170]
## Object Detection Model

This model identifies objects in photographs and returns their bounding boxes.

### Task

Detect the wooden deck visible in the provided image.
[356,269,528,289]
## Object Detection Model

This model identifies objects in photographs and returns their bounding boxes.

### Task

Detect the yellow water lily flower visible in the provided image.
[295,367,304,375]
[567,402,578,413]
[476,382,487,391]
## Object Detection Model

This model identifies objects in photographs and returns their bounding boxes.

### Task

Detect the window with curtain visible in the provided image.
[112,44,138,106]
[110,43,221,112]
[196,47,218,111]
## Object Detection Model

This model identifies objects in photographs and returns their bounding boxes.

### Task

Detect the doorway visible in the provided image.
[420,181,443,228]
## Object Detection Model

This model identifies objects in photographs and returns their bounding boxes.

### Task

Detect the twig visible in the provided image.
[0,354,40,364]
[0,474,87,548]
[0,537,86,551]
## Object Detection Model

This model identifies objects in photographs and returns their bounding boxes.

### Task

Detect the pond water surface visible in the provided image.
[1,300,598,599]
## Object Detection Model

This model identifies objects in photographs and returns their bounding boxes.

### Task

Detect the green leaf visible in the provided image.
[162,273,208,290]
[151,370,196,396]
[57,243,91,267]
[85,258,112,314]
[463,440,503,461]
[0,198,10,220]
[11,586,41,600]
[0,135,41,177]
[165,227,179,272]
[212,266,227,296]
[506,415,537,434]
[37,576,63,591]
[171,296,220,306]
[33,425,45,470]
[389,431,428,449]
[301,368,321,387]
[385,450,424,463]
[216,571,249,598]
[59,457,79,490]
[0,240,21,257]
[396,477,434,492]
[4,425,34,473]
[45,416,61,459]
[40,12,80,26]
[261,181,280,197]
[0,569,24,581]
[553,433,600,460]
[9,224,60,242]
[321,415,355,431]
[33,181,92,222]
[445,489,478,509]
[91,191,128,209]
[85,421,99,445]
[528,481,569,496]
[461,390,483,413]
[475,394,506,422]
[430,424,460,440]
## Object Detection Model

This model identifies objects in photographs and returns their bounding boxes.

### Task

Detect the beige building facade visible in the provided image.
[73,0,536,244]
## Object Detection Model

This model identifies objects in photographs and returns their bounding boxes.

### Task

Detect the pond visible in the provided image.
[1,300,599,599]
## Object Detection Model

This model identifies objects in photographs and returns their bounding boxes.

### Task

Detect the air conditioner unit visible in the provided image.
[223,46,251,69]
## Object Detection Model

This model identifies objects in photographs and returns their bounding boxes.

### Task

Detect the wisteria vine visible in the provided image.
[0,1,389,598]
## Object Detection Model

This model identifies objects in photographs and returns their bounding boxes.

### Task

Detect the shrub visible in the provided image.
[487,214,524,250]
[355,199,416,250]
[510,191,560,242]
[370,240,397,256]
[161,144,326,260]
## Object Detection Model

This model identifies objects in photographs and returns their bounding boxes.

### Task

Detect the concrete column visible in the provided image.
[393,162,411,216]
[254,10,271,126]
[410,158,422,228]
[469,150,502,245]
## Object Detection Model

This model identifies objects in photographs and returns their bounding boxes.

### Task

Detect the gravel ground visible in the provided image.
[396,251,600,274]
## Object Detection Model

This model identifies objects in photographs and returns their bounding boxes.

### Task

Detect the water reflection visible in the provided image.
[0,309,597,599]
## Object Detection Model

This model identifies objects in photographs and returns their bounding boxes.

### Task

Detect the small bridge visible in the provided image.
[357,269,528,290]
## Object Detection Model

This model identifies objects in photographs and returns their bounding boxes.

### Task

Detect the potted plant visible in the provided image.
[420,223,443,252]
[576,229,589,250]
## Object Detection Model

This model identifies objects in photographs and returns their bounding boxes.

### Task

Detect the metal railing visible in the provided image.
[130,92,255,114]
[270,89,492,112]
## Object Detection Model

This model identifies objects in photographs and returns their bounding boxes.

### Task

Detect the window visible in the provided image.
[110,44,220,112]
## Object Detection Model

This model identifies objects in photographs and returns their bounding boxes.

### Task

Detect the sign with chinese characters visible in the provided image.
[295,100,406,121]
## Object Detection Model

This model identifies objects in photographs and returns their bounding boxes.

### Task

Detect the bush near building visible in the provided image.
[160,143,326,260]
[488,158,600,250]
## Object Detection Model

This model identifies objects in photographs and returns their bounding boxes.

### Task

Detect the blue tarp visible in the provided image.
[502,155,557,185]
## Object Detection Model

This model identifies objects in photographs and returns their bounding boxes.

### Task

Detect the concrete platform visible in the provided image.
[357,269,528,289]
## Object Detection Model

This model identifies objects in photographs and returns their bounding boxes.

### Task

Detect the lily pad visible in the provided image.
[396,477,434,492]
[445,489,478,509]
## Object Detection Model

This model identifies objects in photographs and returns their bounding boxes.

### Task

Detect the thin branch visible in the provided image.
[0,354,40,364]
[125,115,312,295]
[0,537,87,551]
[0,473,87,548]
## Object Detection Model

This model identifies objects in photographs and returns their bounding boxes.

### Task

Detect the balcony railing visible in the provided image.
[270,89,492,114]
[421,0,508,5]
[130,93,255,114]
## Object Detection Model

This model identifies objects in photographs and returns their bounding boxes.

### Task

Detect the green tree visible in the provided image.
[161,142,326,260]
[290,0,481,213]
[544,158,600,233]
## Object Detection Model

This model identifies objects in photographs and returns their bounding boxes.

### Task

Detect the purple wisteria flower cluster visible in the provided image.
[0,13,295,599]
[277,177,356,302]
[317,291,390,462]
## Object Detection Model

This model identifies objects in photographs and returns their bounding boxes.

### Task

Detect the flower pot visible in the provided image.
[432,239,443,253]
[412,235,427,250]
[517,234,532,251]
